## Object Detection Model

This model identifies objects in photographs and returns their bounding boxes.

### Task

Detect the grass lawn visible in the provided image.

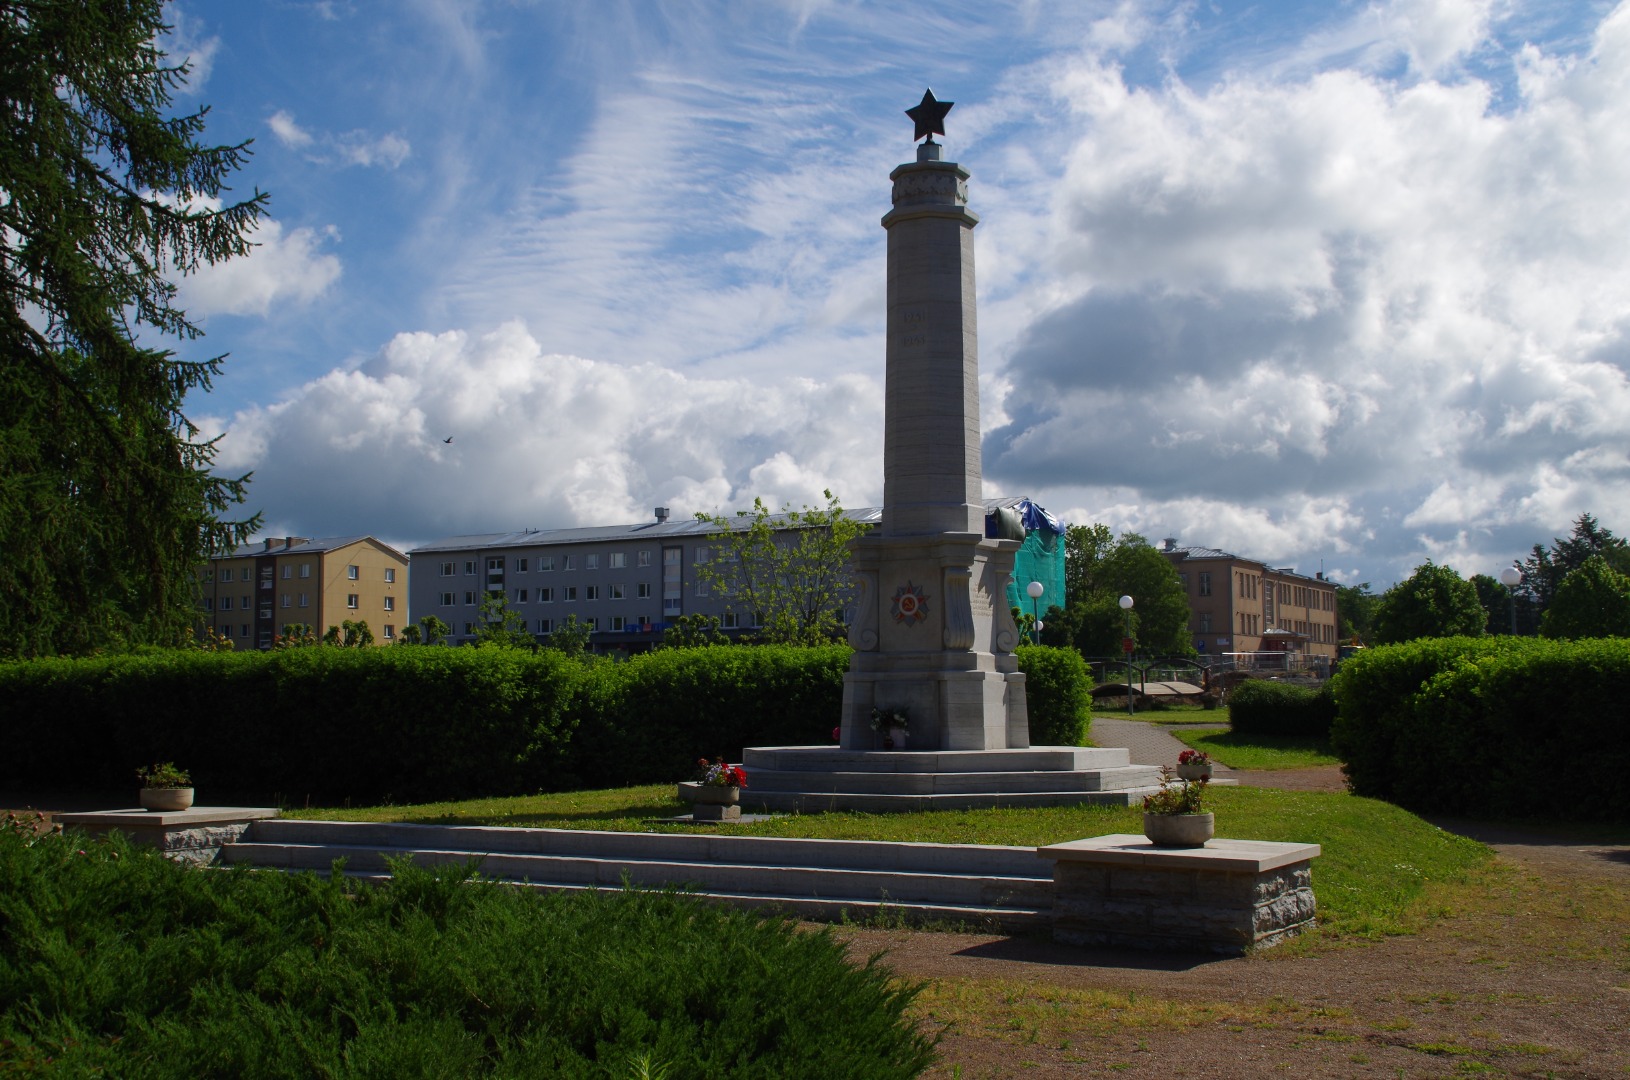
[288,785,1489,942]
[1170,728,1344,770]
[1091,703,1223,724]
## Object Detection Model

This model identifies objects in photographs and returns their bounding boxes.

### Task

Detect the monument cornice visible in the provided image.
[879,205,980,228]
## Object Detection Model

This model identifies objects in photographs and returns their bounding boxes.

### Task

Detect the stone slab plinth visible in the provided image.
[1036,834,1320,954]
[55,807,280,867]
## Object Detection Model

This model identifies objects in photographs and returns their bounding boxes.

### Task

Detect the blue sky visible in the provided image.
[165,0,1629,588]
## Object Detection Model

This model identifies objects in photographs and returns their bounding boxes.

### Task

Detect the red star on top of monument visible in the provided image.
[905,88,953,143]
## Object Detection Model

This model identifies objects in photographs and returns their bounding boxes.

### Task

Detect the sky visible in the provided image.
[162,0,1630,590]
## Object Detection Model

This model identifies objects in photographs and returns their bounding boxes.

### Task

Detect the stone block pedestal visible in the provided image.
[55,807,281,867]
[1036,834,1320,954]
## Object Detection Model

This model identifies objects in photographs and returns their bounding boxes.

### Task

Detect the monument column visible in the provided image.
[840,91,1028,753]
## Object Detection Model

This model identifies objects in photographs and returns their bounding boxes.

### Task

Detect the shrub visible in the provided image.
[1329,636,1630,820]
[1227,679,1337,737]
[0,826,936,1077]
[1014,644,1093,745]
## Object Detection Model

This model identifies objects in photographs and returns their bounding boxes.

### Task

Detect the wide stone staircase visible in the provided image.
[220,818,1054,929]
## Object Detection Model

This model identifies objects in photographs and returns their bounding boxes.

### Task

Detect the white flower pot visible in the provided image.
[139,787,194,812]
[1143,811,1214,848]
[692,785,740,806]
[1176,763,1213,781]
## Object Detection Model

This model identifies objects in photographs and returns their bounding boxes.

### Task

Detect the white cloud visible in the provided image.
[266,111,410,169]
[216,322,884,540]
[180,217,342,317]
[160,5,221,92]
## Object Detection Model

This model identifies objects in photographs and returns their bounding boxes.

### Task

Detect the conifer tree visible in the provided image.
[1,1,266,655]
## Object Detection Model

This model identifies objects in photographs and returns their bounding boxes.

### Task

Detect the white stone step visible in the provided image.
[744,765,1164,795]
[742,745,1134,773]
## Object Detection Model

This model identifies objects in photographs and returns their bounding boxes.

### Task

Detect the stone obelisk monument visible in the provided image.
[839,90,1029,752]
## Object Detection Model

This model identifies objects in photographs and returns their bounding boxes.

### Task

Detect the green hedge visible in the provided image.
[1015,645,1093,745]
[2,643,1082,804]
[1329,636,1630,820]
[0,827,935,1077]
[1227,679,1337,737]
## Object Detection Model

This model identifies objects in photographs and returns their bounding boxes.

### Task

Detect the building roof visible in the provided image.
[408,499,1048,556]
[217,535,407,561]
[1161,542,1330,584]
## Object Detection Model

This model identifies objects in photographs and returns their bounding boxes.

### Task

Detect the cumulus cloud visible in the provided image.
[160,5,221,92]
[215,322,884,541]
[982,0,1630,583]
[179,216,342,317]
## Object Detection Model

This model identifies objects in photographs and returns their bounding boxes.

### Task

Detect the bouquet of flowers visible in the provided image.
[869,707,909,733]
[696,757,747,789]
[1177,749,1210,767]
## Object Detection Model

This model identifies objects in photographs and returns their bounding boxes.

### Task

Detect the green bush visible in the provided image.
[3,642,1094,803]
[0,826,936,1077]
[1014,645,1093,745]
[1329,636,1630,819]
[1227,679,1337,737]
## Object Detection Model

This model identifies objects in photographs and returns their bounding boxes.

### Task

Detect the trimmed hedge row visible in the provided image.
[2,643,1089,806]
[1329,636,1630,820]
[1227,679,1336,737]
[1015,644,1093,746]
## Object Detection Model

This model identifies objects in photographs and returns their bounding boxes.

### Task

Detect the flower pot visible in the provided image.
[139,787,194,812]
[887,727,908,750]
[692,785,740,806]
[1143,811,1214,848]
[1176,763,1213,781]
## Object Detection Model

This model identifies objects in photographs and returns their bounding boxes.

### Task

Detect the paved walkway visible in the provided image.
[1090,717,1239,778]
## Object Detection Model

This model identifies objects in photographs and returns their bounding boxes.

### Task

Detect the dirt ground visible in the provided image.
[832,768,1630,1079]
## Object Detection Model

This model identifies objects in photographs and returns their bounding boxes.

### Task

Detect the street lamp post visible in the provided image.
[1119,594,1135,715]
[1499,565,1522,636]
[1025,581,1044,645]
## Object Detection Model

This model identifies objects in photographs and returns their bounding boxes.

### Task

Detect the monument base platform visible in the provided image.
[738,745,1164,812]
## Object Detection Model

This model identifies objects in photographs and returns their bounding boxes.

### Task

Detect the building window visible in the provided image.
[538,588,553,603]
[203,598,214,611]
[585,617,598,631]
[204,569,215,582]
[1199,613,1211,633]
[347,594,359,609]
[221,596,232,611]
[610,584,626,600]
[695,545,710,564]
[383,596,395,612]
[281,595,291,609]
[723,612,739,629]
[465,560,477,575]
[465,591,476,605]
[347,565,359,580]
[563,555,575,571]
[1178,573,1188,590]
[586,554,599,570]
[637,583,652,599]
[383,625,395,639]
[487,556,504,573]
[300,564,311,579]
[441,561,454,576]
[610,616,626,631]
[638,550,652,567]
[221,569,233,583]
[663,598,682,615]
[586,585,599,601]
[564,586,578,601]
[696,579,710,597]
[539,557,554,571]
[1198,572,1211,596]
[241,624,250,638]
[515,558,528,572]
[514,588,528,603]
[282,565,292,580]
[299,593,309,608]
[609,552,626,568]
[538,618,552,634]
[441,592,455,606]
[385,568,395,583]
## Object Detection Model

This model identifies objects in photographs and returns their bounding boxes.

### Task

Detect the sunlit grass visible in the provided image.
[1172,729,1343,770]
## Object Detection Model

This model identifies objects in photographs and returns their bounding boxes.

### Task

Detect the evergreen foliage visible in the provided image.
[1,0,267,656]
[1227,679,1336,737]
[1334,582,1379,644]
[1371,562,1484,644]
[1013,644,1093,745]
[1051,525,1191,656]
[0,827,936,1077]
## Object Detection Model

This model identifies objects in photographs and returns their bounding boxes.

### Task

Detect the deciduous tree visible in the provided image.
[1372,563,1484,644]
[1540,555,1630,639]
[1,0,267,656]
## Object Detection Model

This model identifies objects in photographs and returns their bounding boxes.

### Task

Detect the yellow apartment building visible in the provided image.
[1158,539,1340,665]
[198,535,408,649]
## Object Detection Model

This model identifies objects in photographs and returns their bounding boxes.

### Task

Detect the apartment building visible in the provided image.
[1158,539,1340,663]
[408,499,1066,650]
[198,535,409,649]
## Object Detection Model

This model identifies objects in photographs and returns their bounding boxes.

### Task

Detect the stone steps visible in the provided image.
[220,819,1053,929]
